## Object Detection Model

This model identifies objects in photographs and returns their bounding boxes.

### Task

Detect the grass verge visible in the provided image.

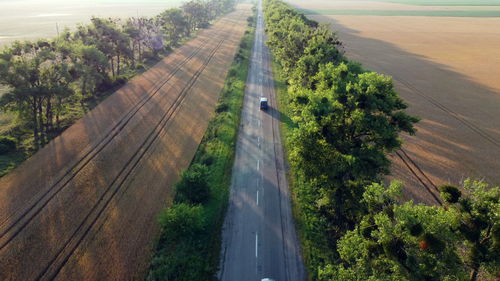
[146,12,256,281]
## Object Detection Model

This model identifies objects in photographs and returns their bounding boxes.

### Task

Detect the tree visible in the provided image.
[70,43,108,99]
[324,182,467,281]
[287,62,419,243]
[0,40,74,148]
[290,24,343,88]
[156,8,189,47]
[149,203,206,281]
[182,0,210,36]
[76,17,133,77]
[440,180,500,281]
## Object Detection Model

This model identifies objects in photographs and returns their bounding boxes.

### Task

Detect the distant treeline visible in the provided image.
[0,0,235,152]
[263,0,499,280]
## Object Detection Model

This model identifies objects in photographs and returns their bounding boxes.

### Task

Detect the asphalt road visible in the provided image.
[218,2,306,281]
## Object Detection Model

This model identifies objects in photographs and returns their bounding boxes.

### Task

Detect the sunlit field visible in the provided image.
[287,0,500,204]
[0,0,183,47]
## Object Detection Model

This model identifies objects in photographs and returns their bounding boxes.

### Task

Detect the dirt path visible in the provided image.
[0,5,251,281]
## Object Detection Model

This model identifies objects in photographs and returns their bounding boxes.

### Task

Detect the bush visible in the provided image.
[158,203,205,242]
[149,203,206,281]
[0,136,17,154]
[175,164,210,204]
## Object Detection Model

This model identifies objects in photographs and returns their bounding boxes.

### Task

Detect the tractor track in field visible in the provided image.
[35,37,227,281]
[373,63,499,203]
[392,74,500,149]
[0,28,225,251]
[394,150,442,205]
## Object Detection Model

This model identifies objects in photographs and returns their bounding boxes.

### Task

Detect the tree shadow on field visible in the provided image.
[310,14,500,205]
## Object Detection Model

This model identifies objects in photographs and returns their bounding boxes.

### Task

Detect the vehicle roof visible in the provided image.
[260,97,268,101]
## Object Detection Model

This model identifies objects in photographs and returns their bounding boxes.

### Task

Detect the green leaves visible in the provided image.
[174,164,211,205]
[334,192,466,281]
[442,180,500,279]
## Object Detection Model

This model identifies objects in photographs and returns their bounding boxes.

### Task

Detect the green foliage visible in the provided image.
[332,183,466,281]
[175,164,211,204]
[158,203,205,243]
[326,180,500,281]
[0,136,17,154]
[149,203,206,281]
[446,180,500,280]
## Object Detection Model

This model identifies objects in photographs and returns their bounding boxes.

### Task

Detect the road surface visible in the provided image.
[218,2,306,281]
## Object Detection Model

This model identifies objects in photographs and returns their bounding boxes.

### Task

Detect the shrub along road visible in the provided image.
[0,5,251,281]
[218,1,305,280]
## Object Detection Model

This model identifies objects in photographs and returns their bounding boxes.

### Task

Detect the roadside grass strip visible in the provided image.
[146,11,256,281]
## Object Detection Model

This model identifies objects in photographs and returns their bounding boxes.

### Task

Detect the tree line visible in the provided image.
[0,0,236,152]
[263,0,499,280]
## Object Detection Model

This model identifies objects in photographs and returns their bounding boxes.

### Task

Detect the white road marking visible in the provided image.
[257,159,260,171]
[256,190,259,206]
[255,233,258,258]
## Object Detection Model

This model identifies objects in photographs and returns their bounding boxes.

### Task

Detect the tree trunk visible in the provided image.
[32,98,39,150]
[131,42,136,67]
[117,53,121,76]
[56,97,61,130]
[110,58,115,77]
[138,40,142,60]
[38,97,45,146]
[45,97,53,139]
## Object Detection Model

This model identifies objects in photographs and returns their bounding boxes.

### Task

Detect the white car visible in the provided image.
[261,279,276,281]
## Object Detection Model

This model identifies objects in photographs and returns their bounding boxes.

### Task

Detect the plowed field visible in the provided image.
[288,0,500,204]
[0,4,251,281]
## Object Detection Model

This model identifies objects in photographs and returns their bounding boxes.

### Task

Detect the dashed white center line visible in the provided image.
[255,233,259,258]
[257,159,260,171]
[256,190,259,206]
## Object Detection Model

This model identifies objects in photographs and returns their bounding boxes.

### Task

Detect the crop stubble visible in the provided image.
[0,4,251,281]
[289,0,500,204]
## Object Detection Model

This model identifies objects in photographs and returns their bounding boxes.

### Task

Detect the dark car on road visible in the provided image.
[260,97,268,110]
